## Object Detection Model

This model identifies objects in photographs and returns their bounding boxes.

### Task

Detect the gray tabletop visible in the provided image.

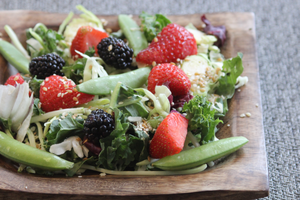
[1,0,300,199]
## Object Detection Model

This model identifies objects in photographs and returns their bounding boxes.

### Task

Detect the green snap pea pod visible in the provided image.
[0,40,30,74]
[76,67,151,95]
[0,131,74,171]
[118,14,148,56]
[152,136,248,171]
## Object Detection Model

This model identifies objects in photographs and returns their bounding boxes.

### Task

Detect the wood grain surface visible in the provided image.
[0,11,269,200]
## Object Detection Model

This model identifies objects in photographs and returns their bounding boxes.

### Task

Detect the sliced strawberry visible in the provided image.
[136,23,197,65]
[70,26,109,59]
[4,73,25,86]
[39,75,94,112]
[149,112,189,158]
[147,63,191,96]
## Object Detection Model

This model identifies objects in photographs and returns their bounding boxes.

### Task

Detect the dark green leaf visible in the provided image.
[212,53,244,98]
[139,12,171,42]
[45,113,84,149]
[182,95,222,145]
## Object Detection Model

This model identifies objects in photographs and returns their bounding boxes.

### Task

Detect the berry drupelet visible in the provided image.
[97,37,134,69]
[29,53,65,79]
[83,109,115,146]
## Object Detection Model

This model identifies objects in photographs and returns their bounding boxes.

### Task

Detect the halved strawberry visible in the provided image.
[4,73,25,86]
[39,75,94,112]
[149,112,189,158]
[147,63,191,96]
[70,26,109,59]
[136,23,197,65]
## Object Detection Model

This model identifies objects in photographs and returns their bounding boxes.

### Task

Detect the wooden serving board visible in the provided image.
[0,11,268,200]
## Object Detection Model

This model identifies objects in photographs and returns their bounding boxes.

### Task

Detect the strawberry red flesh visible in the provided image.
[70,26,109,59]
[39,75,94,112]
[4,73,25,86]
[147,63,191,96]
[136,23,197,65]
[149,112,189,159]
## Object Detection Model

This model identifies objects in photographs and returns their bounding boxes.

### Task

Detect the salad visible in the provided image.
[0,6,249,176]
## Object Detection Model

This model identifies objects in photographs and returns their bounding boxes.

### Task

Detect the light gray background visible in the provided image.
[1,0,300,199]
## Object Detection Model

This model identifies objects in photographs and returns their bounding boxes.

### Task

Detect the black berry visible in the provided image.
[97,37,134,69]
[29,53,65,79]
[83,109,115,145]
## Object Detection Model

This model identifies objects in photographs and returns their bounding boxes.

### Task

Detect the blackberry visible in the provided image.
[97,37,134,69]
[29,53,65,79]
[83,109,115,145]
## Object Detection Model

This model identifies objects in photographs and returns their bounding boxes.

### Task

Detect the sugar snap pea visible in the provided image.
[0,40,30,74]
[118,14,148,56]
[76,67,151,95]
[0,131,74,171]
[152,136,248,171]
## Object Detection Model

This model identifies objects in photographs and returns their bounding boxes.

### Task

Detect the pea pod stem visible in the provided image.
[153,136,248,171]
[77,67,151,95]
[4,25,30,60]
[0,40,30,74]
[118,15,148,56]
[0,131,74,171]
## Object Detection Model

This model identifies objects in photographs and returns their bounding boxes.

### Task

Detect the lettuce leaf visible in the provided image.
[110,83,149,118]
[96,108,149,171]
[212,53,244,98]
[45,113,84,149]
[139,12,171,42]
[182,95,222,145]
[26,24,66,58]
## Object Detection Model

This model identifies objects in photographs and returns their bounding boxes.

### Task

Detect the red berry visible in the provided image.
[147,63,191,96]
[39,75,94,112]
[149,112,189,159]
[70,26,109,59]
[4,73,25,86]
[136,23,197,65]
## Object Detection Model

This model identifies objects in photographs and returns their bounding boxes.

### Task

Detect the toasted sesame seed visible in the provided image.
[64,84,68,89]
[67,90,72,93]
[14,76,19,81]
[57,93,61,97]
[153,37,158,42]
[77,93,80,97]
[76,137,81,141]
[73,88,78,92]
[108,44,113,51]
[200,88,206,92]
[240,113,246,118]
[227,124,230,127]
[255,104,259,107]
[152,61,157,67]
[245,112,251,117]
[237,89,241,92]
[43,87,47,91]
[73,97,78,101]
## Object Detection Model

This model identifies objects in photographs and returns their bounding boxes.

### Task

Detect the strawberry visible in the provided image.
[39,75,94,112]
[149,112,189,158]
[70,26,109,59]
[136,23,197,65]
[4,73,25,86]
[147,63,191,96]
